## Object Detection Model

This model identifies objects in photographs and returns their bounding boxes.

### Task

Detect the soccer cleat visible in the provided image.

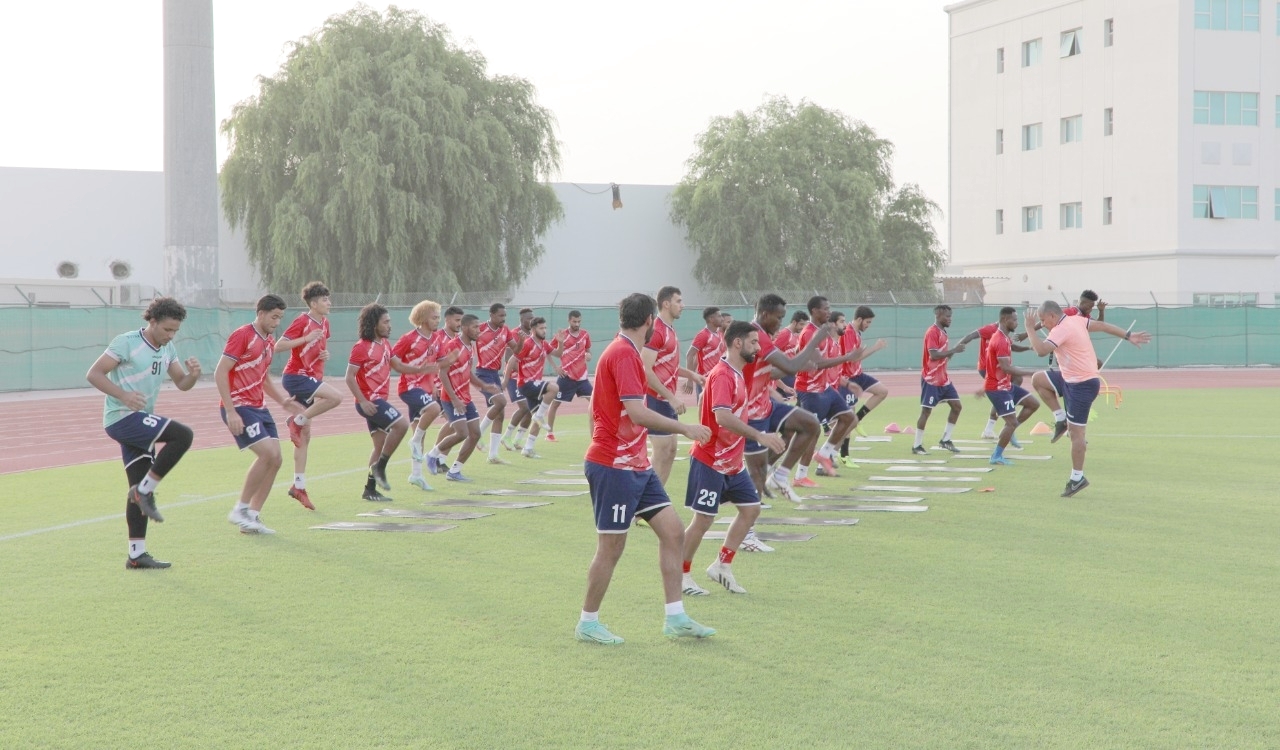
[125,552,171,570]
[1009,434,1022,450]
[766,476,804,503]
[501,437,517,452]
[286,416,304,448]
[910,445,929,455]
[445,470,472,483]
[575,620,624,645]
[371,463,391,491]
[532,413,553,432]
[362,487,393,502]
[228,506,252,529]
[989,455,1015,466]
[813,451,838,476]
[814,465,830,477]
[521,449,543,460]
[707,562,747,594]
[426,455,441,476]
[759,502,772,510]
[937,440,960,453]
[793,477,819,489]
[854,423,868,438]
[682,574,710,596]
[838,456,859,469]
[288,486,315,510]
[241,516,276,535]
[1061,476,1090,498]
[1051,420,1069,444]
[407,475,432,491]
[128,485,164,523]
[740,531,775,553]
[980,430,998,440]
[663,613,716,639]
[410,439,424,462]
[545,432,558,442]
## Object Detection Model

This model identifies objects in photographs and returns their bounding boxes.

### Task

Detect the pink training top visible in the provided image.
[1046,315,1100,383]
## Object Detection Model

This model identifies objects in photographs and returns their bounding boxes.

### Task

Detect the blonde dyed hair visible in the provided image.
[409,300,441,327]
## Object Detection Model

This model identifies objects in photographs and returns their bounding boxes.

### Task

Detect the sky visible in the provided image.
[0,0,951,239]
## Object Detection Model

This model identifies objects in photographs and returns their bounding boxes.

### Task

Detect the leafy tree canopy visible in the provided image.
[670,96,944,292]
[220,6,562,294]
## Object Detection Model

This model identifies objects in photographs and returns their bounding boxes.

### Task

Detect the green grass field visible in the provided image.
[3,388,1279,749]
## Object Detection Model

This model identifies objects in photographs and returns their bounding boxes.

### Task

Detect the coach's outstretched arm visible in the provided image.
[1088,319,1152,346]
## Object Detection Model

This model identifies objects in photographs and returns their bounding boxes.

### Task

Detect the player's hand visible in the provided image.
[318,349,331,361]
[225,411,245,436]
[1098,300,1108,313]
[123,391,148,411]
[760,432,787,454]
[1128,331,1152,347]
[185,357,202,377]
[1014,331,1029,342]
[483,383,500,395]
[872,339,887,352]
[681,379,694,395]
[952,343,966,354]
[683,424,712,444]
[672,399,687,416]
[816,323,836,342]
[359,399,377,416]
[1024,309,1038,332]
[304,329,324,344]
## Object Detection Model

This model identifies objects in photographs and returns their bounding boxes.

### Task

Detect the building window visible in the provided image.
[1022,38,1042,67]
[1060,29,1082,57]
[1194,0,1261,31]
[1022,123,1043,151]
[1022,205,1043,232]
[1103,197,1113,225]
[1193,91,1259,125]
[1193,292,1258,307]
[996,47,1005,73]
[1104,18,1114,46]
[1103,107,1114,135]
[1193,185,1259,218]
[1060,202,1084,229]
[996,209,1004,234]
[996,129,1004,154]
[1061,115,1083,143]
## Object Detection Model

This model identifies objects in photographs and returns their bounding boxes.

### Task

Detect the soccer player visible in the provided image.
[431,314,502,482]
[771,310,808,398]
[345,303,430,501]
[1024,302,1150,496]
[685,306,726,400]
[217,294,301,534]
[392,300,456,491]
[973,314,1033,440]
[502,316,560,459]
[680,321,787,597]
[792,297,870,481]
[913,305,979,455]
[545,310,592,441]
[846,306,890,434]
[575,293,715,645]
[473,303,515,463]
[498,308,539,450]
[642,286,704,485]
[86,297,199,569]
[981,307,1041,466]
[832,310,888,460]
[275,281,344,510]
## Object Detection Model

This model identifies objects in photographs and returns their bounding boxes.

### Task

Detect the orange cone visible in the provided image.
[884,422,902,434]
[1029,421,1053,436]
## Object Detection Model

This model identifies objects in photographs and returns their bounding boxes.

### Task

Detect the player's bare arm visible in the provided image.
[996,355,1037,379]
[1088,319,1150,345]
[214,355,245,435]
[715,407,786,455]
[640,347,680,404]
[765,323,833,376]
[273,328,323,353]
[344,364,378,416]
[169,358,201,390]
[86,355,149,412]
[622,399,710,443]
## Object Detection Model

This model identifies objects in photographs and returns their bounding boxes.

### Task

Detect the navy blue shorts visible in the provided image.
[850,373,879,391]
[282,374,323,406]
[104,411,172,469]
[842,384,859,409]
[780,375,796,389]
[474,368,505,406]
[585,461,670,533]
[985,385,1032,418]
[555,376,593,403]
[355,398,404,433]
[1045,369,1066,398]
[399,388,437,422]
[220,405,279,450]
[442,400,480,423]
[1064,378,1100,426]
[797,388,851,423]
[920,380,961,409]
[685,458,759,515]
[645,394,680,437]
[745,401,796,454]
[519,380,549,410]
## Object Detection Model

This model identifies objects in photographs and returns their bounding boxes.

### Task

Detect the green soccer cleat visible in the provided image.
[663,613,716,639]
[574,620,624,645]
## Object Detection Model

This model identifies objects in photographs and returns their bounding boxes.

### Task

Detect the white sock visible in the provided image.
[247,509,260,520]
[413,427,425,446]
[128,539,145,559]
[580,610,599,623]
[489,433,501,458]
[293,474,306,490]
[450,461,464,474]
[985,419,997,433]
[1053,409,1066,421]
[819,442,837,459]
[795,464,809,480]
[525,435,537,451]
[515,428,527,444]
[428,446,442,459]
[772,466,789,485]
[503,424,518,440]
[942,422,956,441]
[294,414,309,427]
[664,601,685,616]
[479,416,493,434]
[1070,469,1084,481]
[138,475,159,494]
[534,404,548,421]
[235,501,250,512]
[409,459,422,478]
[914,430,925,448]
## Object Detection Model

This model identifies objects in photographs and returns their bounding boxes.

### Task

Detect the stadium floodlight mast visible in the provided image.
[163,0,220,308]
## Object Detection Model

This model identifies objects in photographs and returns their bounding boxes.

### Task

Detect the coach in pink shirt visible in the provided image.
[1024,301,1150,498]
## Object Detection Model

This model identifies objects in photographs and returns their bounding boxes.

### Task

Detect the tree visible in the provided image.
[669,96,944,293]
[220,6,562,294]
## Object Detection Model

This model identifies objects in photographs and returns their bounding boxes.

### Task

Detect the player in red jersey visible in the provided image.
[845,306,890,436]
[981,307,1041,465]
[392,299,459,491]
[545,310,592,441]
[217,295,301,535]
[685,306,726,401]
[679,321,786,597]
[971,315,1032,440]
[345,303,434,501]
[431,314,502,482]
[499,308,541,452]
[274,282,344,510]
[770,310,807,400]
[471,303,516,464]
[912,305,980,455]
[642,286,704,485]
[575,293,715,645]
[832,309,887,461]
[502,316,561,459]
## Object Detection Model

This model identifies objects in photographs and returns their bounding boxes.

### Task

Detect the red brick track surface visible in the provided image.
[1,369,1275,475]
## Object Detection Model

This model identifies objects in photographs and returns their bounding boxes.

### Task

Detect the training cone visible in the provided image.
[884,422,902,434]
[1029,421,1053,436]
[903,426,916,434]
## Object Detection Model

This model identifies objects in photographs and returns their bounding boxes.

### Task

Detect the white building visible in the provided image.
[946,0,1280,306]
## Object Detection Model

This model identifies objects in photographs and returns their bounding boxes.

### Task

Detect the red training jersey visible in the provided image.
[983,328,1013,391]
[794,322,840,393]
[554,328,591,381]
[975,322,1000,373]
[689,326,725,377]
[772,327,795,356]
[644,317,680,399]
[840,326,862,379]
[586,335,652,471]
[691,360,749,475]
[515,336,554,387]
[921,325,952,386]
[475,322,514,371]
[281,314,329,379]
[221,323,275,409]
[393,329,445,395]
[744,321,779,421]
[349,338,392,401]
[438,335,475,404]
